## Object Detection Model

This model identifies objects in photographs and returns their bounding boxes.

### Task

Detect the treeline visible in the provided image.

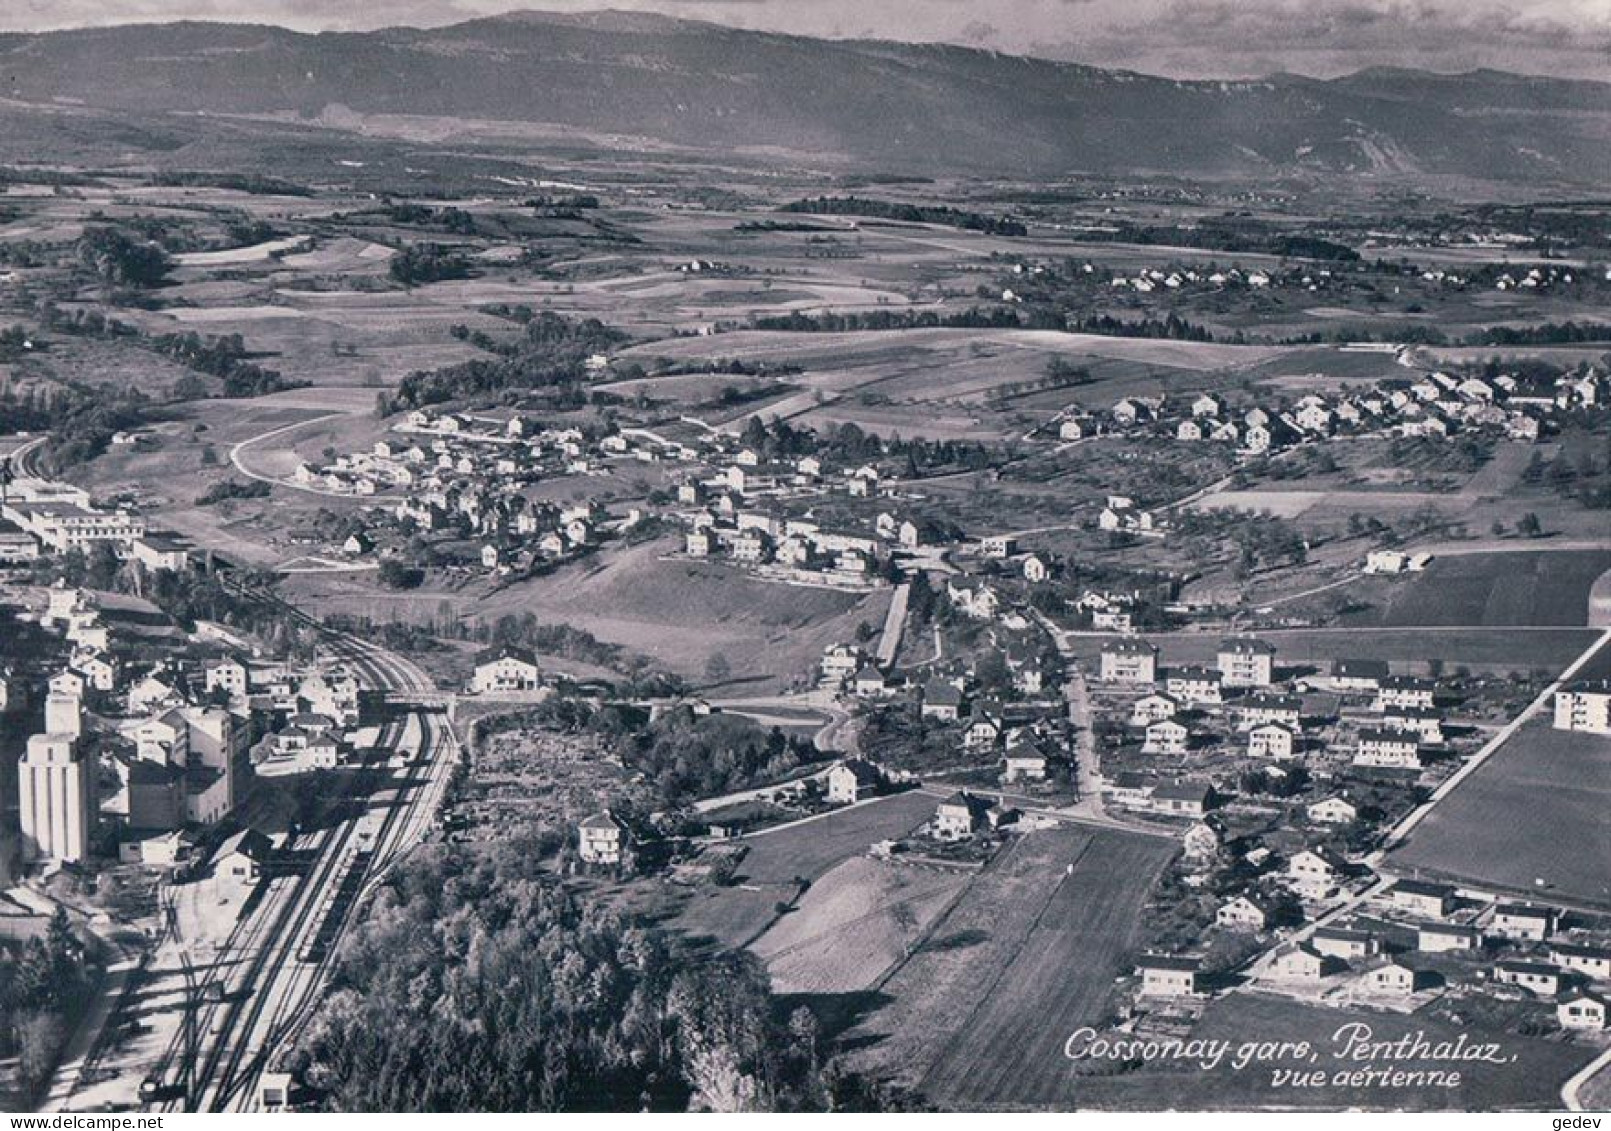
[378,313,627,413]
[1472,321,1611,346]
[289,840,881,1111]
[780,196,1026,237]
[1081,221,1360,261]
[746,305,1218,342]
[76,225,172,289]
[150,171,312,196]
[195,477,272,506]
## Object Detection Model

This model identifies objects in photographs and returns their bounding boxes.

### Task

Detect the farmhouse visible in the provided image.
[1417,923,1481,954]
[826,759,886,805]
[1137,955,1201,998]
[1559,992,1610,1031]
[1490,903,1556,942]
[1388,879,1456,919]
[1099,638,1158,684]
[1217,637,1275,688]
[1553,681,1611,735]
[1493,960,1564,996]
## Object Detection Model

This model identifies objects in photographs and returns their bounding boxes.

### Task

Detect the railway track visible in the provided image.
[132,583,456,1112]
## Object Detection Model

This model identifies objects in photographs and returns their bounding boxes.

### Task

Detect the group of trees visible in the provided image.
[150,331,307,399]
[378,313,627,413]
[75,225,173,289]
[389,242,474,287]
[0,908,89,1095]
[290,840,853,1111]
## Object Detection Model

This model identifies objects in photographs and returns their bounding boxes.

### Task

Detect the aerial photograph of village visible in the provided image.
[0,0,1605,1118]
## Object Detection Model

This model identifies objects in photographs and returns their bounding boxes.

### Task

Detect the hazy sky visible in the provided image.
[4,0,1608,80]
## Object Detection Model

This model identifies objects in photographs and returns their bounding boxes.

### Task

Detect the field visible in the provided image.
[752,856,970,994]
[1387,711,1611,907]
[1337,550,1611,628]
[672,791,939,949]
[1072,993,1598,1111]
[844,825,1176,1109]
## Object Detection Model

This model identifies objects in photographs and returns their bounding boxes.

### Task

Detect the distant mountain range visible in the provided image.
[1,9,1607,185]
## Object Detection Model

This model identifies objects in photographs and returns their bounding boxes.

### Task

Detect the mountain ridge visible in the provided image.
[0,10,1605,184]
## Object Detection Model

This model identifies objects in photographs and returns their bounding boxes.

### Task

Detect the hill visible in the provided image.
[0,10,1606,184]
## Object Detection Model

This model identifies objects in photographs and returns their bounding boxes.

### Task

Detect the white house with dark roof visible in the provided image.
[1100,638,1158,684]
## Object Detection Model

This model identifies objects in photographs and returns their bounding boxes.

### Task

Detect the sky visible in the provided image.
[3,0,1608,81]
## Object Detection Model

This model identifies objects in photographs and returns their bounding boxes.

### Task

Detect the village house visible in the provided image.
[1137,955,1202,998]
[921,679,968,721]
[471,645,542,694]
[1389,879,1456,919]
[1381,706,1445,745]
[1367,960,1423,996]
[1376,675,1437,712]
[1417,922,1481,954]
[1559,992,1610,1031]
[1554,681,1611,734]
[578,811,633,869]
[1022,554,1050,583]
[1003,737,1050,784]
[1150,779,1216,818]
[1182,821,1220,860]
[1354,727,1424,770]
[1166,666,1224,707]
[1104,770,1155,808]
[1247,722,1297,759]
[1216,893,1275,932]
[964,715,1003,751]
[1217,637,1276,688]
[1490,903,1556,942]
[1287,847,1349,896]
[1550,942,1611,983]
[203,656,250,698]
[933,791,993,840]
[1270,943,1339,983]
[819,643,867,688]
[212,827,272,903]
[1306,796,1358,825]
[850,666,898,699]
[826,759,886,805]
[1100,638,1158,684]
[1129,692,1179,727]
[980,534,1018,559]
[1313,926,1380,962]
[1494,960,1564,997]
[1237,693,1302,730]
[1140,715,1189,754]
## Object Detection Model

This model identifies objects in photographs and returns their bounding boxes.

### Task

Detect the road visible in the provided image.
[228,412,389,500]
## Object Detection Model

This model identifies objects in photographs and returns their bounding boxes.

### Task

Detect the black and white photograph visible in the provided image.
[0,0,1606,1117]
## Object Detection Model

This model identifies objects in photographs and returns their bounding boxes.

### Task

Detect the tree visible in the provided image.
[1516,512,1542,538]
[704,653,732,686]
[76,226,172,289]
